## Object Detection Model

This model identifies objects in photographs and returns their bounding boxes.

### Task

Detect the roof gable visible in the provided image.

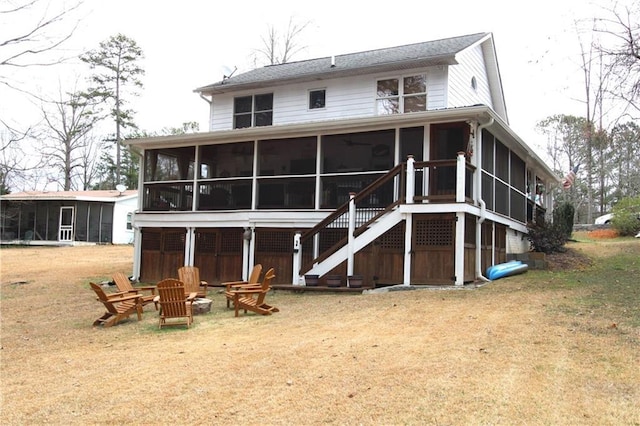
[196,32,490,94]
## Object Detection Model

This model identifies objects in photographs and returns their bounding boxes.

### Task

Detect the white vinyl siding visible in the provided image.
[448,44,492,111]
[209,66,449,131]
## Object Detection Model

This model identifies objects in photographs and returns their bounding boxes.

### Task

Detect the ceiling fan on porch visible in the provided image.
[343,138,371,146]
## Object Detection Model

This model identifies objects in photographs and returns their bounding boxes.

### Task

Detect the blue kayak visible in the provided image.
[486,260,528,280]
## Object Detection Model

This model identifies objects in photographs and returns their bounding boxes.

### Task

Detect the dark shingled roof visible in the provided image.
[196,32,490,94]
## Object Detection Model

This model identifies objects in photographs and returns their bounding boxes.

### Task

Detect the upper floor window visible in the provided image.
[309,89,326,109]
[234,93,273,128]
[376,74,426,114]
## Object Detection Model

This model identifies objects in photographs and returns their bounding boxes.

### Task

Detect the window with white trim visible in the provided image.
[126,212,133,230]
[234,93,273,128]
[309,89,326,109]
[376,74,426,114]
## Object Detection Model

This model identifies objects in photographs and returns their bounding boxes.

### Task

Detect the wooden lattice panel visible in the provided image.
[319,228,347,252]
[256,230,292,253]
[141,230,161,251]
[220,229,242,253]
[415,218,453,247]
[163,231,186,252]
[195,231,217,253]
[378,222,405,250]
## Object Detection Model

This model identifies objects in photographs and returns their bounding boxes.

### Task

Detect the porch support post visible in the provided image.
[347,192,356,282]
[242,227,253,281]
[406,155,415,204]
[454,211,465,286]
[403,213,413,286]
[292,232,302,285]
[132,226,142,280]
[185,227,195,266]
[456,151,466,203]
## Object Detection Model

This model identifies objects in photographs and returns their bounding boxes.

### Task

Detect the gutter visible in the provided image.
[475,117,494,282]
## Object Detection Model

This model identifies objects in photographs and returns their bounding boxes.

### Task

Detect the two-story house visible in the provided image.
[127,32,558,287]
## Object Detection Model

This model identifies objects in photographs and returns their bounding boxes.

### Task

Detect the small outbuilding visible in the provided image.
[0,189,138,245]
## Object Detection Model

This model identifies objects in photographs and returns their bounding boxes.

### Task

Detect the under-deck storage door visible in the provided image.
[411,213,455,284]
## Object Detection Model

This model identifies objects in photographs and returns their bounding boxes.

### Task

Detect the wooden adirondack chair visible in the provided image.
[222,264,263,308]
[90,282,143,327]
[112,272,158,310]
[156,279,197,329]
[177,266,208,298]
[226,268,279,317]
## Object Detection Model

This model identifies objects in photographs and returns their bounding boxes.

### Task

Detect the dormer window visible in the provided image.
[234,93,273,129]
[376,74,426,114]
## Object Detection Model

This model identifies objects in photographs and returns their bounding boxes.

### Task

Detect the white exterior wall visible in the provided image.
[506,228,530,254]
[112,197,137,244]
[209,66,449,131]
[447,44,492,109]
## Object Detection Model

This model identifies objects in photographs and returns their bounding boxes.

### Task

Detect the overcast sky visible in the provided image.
[2,0,617,162]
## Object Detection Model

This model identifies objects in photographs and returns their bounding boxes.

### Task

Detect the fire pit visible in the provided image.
[191,298,212,315]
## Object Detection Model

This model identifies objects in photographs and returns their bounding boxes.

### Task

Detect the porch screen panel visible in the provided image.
[322,130,395,173]
[75,203,89,242]
[46,202,61,240]
[144,147,195,181]
[199,142,254,178]
[510,190,526,223]
[510,154,526,192]
[495,181,509,216]
[34,202,48,241]
[481,129,494,173]
[258,137,317,175]
[495,141,509,182]
[100,204,114,243]
[482,173,494,211]
[401,126,424,196]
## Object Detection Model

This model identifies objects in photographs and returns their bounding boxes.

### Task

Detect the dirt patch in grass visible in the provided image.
[545,247,593,271]
[1,242,639,425]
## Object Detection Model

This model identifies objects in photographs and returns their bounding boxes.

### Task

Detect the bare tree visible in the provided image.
[0,127,28,193]
[39,83,101,190]
[77,132,103,190]
[1,0,84,193]
[253,17,311,66]
[593,1,640,115]
[0,0,83,89]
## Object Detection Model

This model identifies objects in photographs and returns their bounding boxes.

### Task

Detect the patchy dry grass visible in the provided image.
[1,239,639,425]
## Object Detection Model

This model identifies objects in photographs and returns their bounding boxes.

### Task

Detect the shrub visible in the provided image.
[553,202,575,240]
[611,196,640,236]
[526,219,568,254]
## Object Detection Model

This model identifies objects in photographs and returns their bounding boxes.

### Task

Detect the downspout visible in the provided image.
[475,118,494,282]
[199,94,213,131]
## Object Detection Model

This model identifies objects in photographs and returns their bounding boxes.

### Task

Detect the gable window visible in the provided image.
[309,89,326,109]
[376,74,426,114]
[234,93,273,129]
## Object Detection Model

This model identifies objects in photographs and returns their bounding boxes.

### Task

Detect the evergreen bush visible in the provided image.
[526,218,568,254]
[553,202,575,240]
[611,196,640,236]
